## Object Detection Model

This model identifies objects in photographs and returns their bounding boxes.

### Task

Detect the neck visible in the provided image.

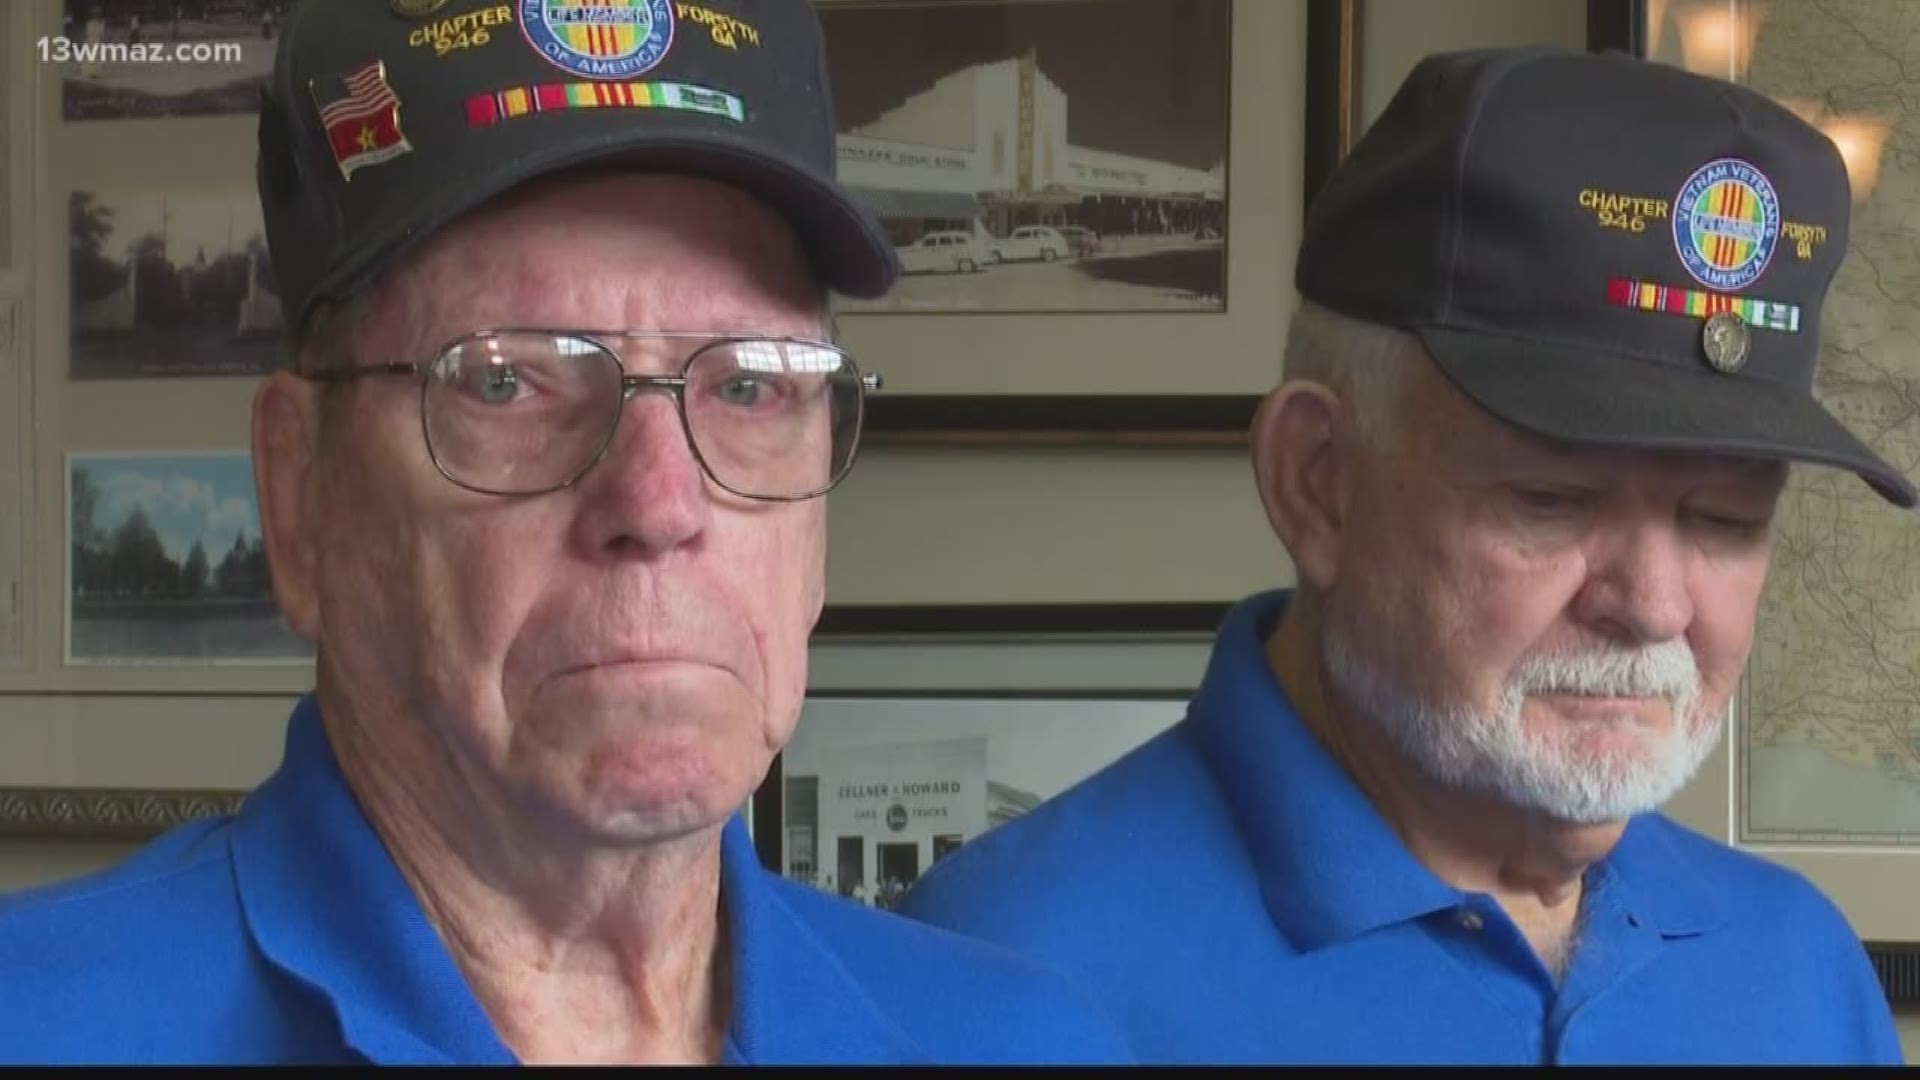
[316,679,732,1064]
[1266,597,1623,973]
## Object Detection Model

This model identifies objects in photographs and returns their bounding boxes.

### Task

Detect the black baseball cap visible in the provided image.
[257,0,898,335]
[1298,45,1916,508]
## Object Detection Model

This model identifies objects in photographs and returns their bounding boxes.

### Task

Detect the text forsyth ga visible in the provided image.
[676,2,761,49]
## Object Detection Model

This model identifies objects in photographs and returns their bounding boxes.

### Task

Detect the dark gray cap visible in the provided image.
[1298,45,1915,508]
[257,0,898,335]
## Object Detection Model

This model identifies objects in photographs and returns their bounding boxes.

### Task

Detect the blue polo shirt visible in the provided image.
[0,695,1132,1065]
[897,590,1901,1065]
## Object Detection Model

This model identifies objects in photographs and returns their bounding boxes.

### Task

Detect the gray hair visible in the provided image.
[1280,299,1424,449]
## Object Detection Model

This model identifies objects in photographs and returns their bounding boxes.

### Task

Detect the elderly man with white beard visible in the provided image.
[896,46,1915,1065]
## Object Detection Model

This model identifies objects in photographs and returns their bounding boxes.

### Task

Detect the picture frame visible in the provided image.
[826,0,1301,445]
[56,0,284,123]
[63,450,310,667]
[821,0,1229,320]
[1302,0,1363,217]
[0,691,296,843]
[748,689,1190,898]
[0,784,245,841]
[0,2,22,287]
[813,600,1232,637]
[0,298,27,671]
[66,186,284,381]
[1589,0,1920,994]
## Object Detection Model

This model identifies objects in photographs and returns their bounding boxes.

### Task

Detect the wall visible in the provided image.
[1360,0,1590,125]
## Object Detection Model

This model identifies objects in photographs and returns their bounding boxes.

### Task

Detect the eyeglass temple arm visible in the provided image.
[298,361,425,383]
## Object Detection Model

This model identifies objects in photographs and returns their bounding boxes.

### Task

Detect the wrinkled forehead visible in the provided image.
[355,171,825,357]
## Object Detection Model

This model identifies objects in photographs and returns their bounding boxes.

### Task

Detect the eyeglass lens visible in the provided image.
[420,332,864,498]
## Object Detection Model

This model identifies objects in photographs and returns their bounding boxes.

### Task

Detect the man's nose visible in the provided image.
[569,391,711,560]
[1570,520,1696,646]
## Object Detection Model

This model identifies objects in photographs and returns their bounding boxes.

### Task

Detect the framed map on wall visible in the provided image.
[1592,0,1920,960]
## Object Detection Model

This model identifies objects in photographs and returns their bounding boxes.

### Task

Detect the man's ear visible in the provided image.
[252,373,323,642]
[1250,380,1353,591]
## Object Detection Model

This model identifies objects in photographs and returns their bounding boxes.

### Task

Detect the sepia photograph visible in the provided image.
[69,187,283,379]
[67,451,311,665]
[765,693,1187,909]
[819,0,1229,314]
[60,0,286,121]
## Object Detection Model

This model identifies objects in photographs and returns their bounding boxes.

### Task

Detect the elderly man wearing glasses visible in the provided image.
[0,1,1129,1067]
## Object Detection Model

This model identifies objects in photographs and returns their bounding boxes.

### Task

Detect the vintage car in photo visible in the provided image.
[894,230,990,274]
[987,224,1070,263]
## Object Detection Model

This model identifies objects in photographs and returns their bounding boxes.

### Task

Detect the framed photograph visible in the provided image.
[750,690,1188,903]
[1303,0,1362,215]
[58,0,285,122]
[68,187,283,379]
[65,450,312,666]
[1591,0,1920,986]
[821,0,1228,317]
[814,600,1232,636]
[0,300,25,669]
[0,2,19,283]
[819,0,1297,444]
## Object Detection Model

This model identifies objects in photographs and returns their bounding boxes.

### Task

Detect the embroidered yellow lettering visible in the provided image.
[1578,188,1669,233]
[675,3,761,49]
[1782,221,1828,260]
[409,4,511,55]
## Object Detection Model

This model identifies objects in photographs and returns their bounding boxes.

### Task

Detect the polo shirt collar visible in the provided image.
[720,815,927,1064]
[232,694,927,1065]
[1596,813,1726,937]
[1188,590,1461,952]
[230,694,513,1064]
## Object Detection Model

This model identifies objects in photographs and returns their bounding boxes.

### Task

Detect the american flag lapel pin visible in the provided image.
[308,59,413,181]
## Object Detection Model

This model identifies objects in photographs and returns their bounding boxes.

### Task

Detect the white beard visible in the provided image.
[1321,613,1723,825]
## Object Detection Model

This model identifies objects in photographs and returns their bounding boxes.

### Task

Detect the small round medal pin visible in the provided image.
[390,0,451,17]
[1701,312,1751,373]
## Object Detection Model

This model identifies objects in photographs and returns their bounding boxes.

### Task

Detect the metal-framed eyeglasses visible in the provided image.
[299,329,882,501]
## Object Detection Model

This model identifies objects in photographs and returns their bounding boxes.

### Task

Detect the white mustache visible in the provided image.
[1508,639,1701,705]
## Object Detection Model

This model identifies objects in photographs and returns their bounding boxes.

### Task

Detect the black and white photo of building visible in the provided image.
[775,695,1186,907]
[820,0,1230,313]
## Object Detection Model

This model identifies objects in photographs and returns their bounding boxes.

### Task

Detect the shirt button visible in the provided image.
[1456,909,1485,932]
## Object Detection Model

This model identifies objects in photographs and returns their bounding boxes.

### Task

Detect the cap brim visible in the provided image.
[1416,326,1918,509]
[315,126,899,319]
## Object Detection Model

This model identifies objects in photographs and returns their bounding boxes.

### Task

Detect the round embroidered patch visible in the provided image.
[518,0,675,81]
[1672,158,1781,291]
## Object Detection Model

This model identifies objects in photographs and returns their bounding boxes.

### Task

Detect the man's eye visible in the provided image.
[717,376,764,408]
[477,365,519,405]
[1692,509,1768,538]
[1514,487,1588,512]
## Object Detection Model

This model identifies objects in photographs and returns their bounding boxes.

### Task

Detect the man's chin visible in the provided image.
[502,723,765,848]
[1498,739,1718,824]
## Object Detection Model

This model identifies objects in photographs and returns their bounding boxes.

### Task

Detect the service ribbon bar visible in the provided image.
[1606,276,1800,333]
[466,81,747,129]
